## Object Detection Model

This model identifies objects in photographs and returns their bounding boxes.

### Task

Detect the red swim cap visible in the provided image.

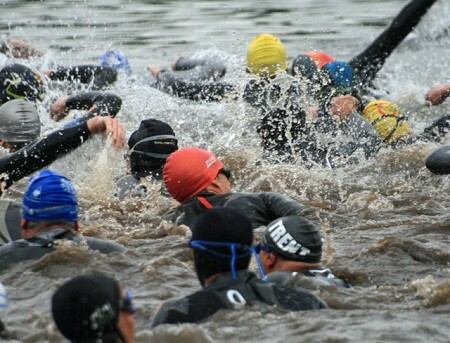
[305,51,335,68]
[163,147,224,203]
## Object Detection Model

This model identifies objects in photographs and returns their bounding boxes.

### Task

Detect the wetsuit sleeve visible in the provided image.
[418,113,450,142]
[262,192,307,219]
[155,70,235,102]
[65,92,122,117]
[273,284,328,310]
[349,0,437,88]
[48,65,118,90]
[173,55,227,81]
[151,291,226,327]
[0,122,91,191]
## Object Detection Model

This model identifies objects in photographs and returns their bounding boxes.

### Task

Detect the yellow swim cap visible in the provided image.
[246,34,288,76]
[363,100,411,145]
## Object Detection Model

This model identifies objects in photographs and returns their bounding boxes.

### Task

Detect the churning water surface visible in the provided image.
[1,0,450,342]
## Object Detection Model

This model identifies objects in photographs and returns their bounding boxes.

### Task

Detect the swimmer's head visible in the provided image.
[322,61,355,90]
[0,99,40,150]
[363,100,411,145]
[163,147,225,203]
[261,216,323,262]
[190,207,253,285]
[127,119,178,179]
[246,34,288,76]
[0,64,44,104]
[52,274,135,342]
[304,51,335,68]
[22,169,78,222]
[100,50,132,75]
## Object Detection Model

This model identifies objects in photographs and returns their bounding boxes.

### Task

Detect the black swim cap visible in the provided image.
[290,55,318,80]
[191,208,253,285]
[263,216,323,263]
[0,64,44,104]
[52,274,121,342]
[128,119,178,179]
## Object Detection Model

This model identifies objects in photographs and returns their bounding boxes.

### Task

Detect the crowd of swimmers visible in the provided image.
[0,0,449,341]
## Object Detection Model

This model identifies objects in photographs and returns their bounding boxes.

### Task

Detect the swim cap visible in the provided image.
[246,34,288,75]
[163,147,224,203]
[22,169,78,222]
[290,55,318,80]
[0,64,44,104]
[363,100,411,145]
[262,216,323,263]
[128,119,178,178]
[99,50,132,75]
[0,99,40,143]
[304,51,335,68]
[191,208,253,285]
[52,274,121,342]
[322,61,355,89]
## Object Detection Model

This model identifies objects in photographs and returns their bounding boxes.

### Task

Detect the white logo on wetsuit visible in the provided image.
[268,219,311,256]
[226,289,246,308]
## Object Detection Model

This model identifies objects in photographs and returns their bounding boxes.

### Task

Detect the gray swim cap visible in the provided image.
[0,99,40,143]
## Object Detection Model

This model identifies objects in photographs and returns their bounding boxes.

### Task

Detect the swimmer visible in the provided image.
[0,169,125,269]
[256,216,351,288]
[117,119,178,200]
[151,208,327,327]
[52,274,135,343]
[162,147,315,229]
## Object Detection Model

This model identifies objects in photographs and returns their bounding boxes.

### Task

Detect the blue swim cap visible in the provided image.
[22,169,78,222]
[99,50,132,75]
[323,61,354,89]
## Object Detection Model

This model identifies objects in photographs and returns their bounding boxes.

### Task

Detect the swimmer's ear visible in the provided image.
[21,219,29,231]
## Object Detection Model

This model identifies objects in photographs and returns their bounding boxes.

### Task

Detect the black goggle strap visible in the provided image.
[129,135,178,159]
[189,240,267,281]
[129,135,177,151]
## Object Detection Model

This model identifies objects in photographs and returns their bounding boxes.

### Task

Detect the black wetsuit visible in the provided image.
[0,229,125,269]
[0,120,92,195]
[349,0,438,94]
[267,269,352,288]
[151,270,327,327]
[165,191,308,230]
[47,65,117,91]
[64,91,122,117]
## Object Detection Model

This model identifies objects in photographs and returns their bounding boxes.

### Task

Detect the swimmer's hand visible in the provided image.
[147,65,161,77]
[87,117,126,149]
[330,95,360,120]
[6,39,44,59]
[425,84,450,106]
[50,95,70,121]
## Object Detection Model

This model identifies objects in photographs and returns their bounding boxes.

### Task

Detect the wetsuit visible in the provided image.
[47,65,117,91]
[349,0,438,94]
[0,120,94,195]
[115,173,170,200]
[267,269,352,288]
[64,91,122,117]
[0,229,125,269]
[151,270,327,327]
[165,191,308,230]
[0,200,21,245]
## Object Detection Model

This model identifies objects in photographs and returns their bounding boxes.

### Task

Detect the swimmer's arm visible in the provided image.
[425,84,450,106]
[0,38,44,59]
[47,65,118,90]
[154,69,234,101]
[50,92,122,121]
[0,117,124,190]
[262,192,306,219]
